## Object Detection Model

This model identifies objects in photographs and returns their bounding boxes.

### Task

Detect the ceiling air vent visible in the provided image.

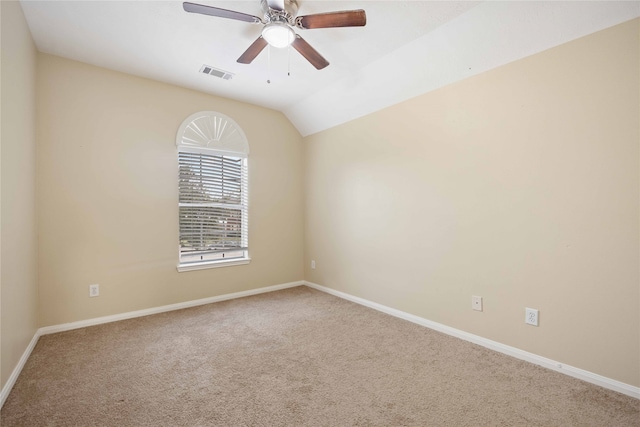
[200,64,234,80]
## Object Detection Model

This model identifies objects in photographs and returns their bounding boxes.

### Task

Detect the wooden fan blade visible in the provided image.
[183,2,262,24]
[296,10,366,29]
[237,36,268,64]
[291,35,329,70]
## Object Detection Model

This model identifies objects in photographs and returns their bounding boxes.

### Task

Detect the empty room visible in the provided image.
[1,0,639,425]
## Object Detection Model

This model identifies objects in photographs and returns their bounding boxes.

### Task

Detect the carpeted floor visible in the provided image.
[1,286,638,426]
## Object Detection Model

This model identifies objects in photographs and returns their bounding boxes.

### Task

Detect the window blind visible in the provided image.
[178,151,248,264]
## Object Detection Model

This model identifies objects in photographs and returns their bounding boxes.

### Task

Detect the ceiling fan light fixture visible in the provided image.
[262,22,295,48]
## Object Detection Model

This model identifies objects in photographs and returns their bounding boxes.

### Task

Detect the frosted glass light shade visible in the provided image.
[262,23,295,48]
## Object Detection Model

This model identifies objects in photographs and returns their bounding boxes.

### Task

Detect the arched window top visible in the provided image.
[176,111,249,157]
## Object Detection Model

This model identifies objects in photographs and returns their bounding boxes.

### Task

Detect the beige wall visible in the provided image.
[1,1,39,389]
[304,19,640,387]
[37,54,304,327]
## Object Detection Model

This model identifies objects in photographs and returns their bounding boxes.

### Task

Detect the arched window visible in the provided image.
[176,111,249,271]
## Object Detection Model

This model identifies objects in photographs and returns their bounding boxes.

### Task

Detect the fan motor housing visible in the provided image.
[261,0,298,24]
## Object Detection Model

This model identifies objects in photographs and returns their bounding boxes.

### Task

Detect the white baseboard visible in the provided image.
[1,280,304,409]
[39,280,304,335]
[0,330,41,409]
[304,280,640,400]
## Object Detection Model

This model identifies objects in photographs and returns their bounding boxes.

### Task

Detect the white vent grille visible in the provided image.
[200,64,234,80]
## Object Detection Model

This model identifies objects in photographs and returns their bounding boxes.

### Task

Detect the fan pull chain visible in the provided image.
[267,45,271,84]
[287,43,291,77]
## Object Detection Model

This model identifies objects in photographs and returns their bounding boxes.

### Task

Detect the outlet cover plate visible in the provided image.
[525,307,538,326]
[89,284,99,297]
[472,296,482,311]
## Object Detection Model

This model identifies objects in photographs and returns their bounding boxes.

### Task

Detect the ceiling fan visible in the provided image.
[183,0,366,70]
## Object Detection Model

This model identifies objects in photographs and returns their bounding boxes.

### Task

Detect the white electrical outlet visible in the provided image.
[525,307,538,326]
[472,296,482,311]
[89,284,100,297]
[311,260,315,269]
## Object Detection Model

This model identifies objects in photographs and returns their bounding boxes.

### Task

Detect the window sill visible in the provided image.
[177,258,251,272]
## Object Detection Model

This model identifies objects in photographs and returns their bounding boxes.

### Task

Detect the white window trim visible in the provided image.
[176,111,250,272]
[176,257,251,272]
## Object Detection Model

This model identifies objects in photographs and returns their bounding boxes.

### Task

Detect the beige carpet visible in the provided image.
[2,286,638,426]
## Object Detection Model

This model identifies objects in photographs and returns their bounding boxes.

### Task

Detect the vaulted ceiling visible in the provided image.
[20,1,639,136]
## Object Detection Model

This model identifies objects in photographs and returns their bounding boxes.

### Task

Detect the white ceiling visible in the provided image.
[20,0,640,136]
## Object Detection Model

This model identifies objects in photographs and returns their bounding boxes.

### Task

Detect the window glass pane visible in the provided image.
[178,152,248,265]
[179,153,242,205]
[179,206,243,252]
